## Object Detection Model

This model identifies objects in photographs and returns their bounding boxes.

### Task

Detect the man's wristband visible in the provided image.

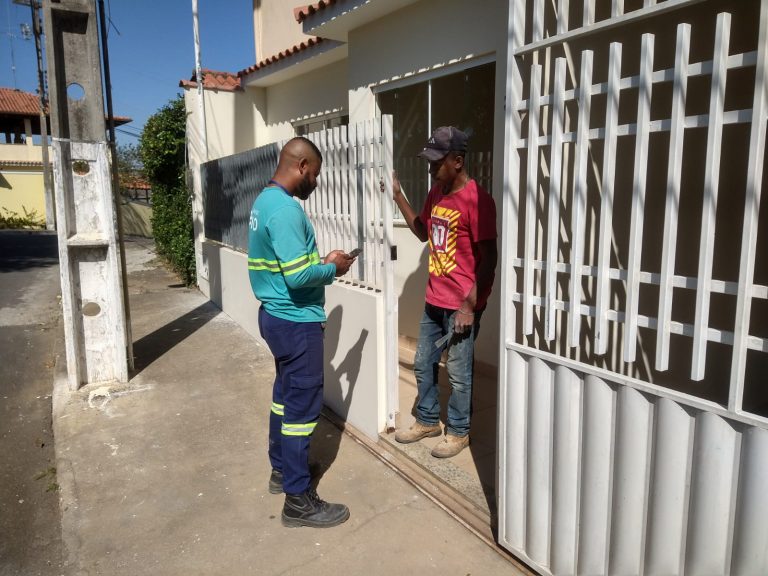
[457,310,474,316]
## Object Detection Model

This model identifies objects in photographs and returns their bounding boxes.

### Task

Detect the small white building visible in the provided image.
[182,1,768,574]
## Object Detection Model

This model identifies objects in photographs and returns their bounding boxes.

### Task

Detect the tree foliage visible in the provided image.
[139,95,195,285]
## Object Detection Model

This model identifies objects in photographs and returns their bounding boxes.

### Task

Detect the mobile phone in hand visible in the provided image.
[348,247,362,258]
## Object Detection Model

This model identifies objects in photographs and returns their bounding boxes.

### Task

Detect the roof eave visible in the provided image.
[240,40,347,88]
[299,0,419,41]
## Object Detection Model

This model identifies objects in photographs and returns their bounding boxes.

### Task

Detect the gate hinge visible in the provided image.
[390,245,397,261]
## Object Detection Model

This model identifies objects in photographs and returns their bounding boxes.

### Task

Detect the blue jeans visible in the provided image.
[412,303,481,437]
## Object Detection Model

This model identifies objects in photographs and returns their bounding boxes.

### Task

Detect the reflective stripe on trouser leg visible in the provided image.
[268,401,284,473]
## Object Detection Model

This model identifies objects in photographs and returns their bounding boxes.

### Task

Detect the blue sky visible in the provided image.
[1,0,254,145]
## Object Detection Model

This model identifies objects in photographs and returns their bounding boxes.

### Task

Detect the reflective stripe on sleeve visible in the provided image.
[250,252,322,276]
[280,254,312,276]
[248,258,280,272]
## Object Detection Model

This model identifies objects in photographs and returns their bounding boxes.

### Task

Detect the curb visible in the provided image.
[51,314,86,576]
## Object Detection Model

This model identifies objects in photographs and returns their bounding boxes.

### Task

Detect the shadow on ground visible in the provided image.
[131,301,220,376]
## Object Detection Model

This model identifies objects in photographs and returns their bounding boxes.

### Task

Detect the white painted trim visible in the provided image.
[370,53,496,94]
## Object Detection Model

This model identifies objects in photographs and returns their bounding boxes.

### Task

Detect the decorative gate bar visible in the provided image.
[201,116,394,291]
[500,0,768,574]
[303,117,394,290]
[506,0,767,414]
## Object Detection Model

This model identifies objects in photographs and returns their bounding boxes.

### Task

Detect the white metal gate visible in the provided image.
[303,116,399,430]
[499,1,767,574]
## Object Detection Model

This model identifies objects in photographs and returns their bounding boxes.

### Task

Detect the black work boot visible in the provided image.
[282,488,350,528]
[268,469,283,494]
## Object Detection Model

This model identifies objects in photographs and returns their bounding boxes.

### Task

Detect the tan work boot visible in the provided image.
[395,421,441,444]
[431,433,469,458]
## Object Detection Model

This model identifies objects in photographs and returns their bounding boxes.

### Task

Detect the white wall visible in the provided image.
[262,59,349,145]
[253,0,310,62]
[185,88,265,162]
[347,0,507,92]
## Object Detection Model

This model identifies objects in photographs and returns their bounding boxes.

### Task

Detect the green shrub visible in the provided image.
[0,206,45,230]
[150,183,195,285]
[140,96,195,285]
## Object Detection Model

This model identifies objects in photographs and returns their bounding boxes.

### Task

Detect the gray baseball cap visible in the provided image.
[418,126,468,162]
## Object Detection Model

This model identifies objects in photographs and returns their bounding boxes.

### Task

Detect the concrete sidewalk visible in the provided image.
[52,237,521,576]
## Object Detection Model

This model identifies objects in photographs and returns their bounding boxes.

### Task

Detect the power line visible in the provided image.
[116,127,141,140]
[116,124,142,136]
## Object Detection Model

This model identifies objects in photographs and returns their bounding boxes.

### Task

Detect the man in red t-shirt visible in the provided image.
[386,126,498,458]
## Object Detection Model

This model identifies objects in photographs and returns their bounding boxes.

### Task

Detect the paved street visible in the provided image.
[0,231,66,576]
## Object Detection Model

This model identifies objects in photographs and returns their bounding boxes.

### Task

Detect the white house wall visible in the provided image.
[253,0,309,65]
[184,89,265,162]
[347,0,507,92]
[262,59,348,145]
[324,284,386,439]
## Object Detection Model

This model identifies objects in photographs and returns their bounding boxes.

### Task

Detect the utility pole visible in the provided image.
[13,0,55,230]
[191,0,208,161]
[97,0,133,370]
[43,0,129,390]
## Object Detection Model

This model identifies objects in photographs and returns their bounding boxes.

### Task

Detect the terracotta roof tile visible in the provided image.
[237,37,325,77]
[179,69,242,92]
[0,87,42,116]
[120,175,151,190]
[294,1,338,23]
[1,86,131,127]
[0,159,44,168]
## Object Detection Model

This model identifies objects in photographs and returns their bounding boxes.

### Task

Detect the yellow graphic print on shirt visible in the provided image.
[429,205,461,276]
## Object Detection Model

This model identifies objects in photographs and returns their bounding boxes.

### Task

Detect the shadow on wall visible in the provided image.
[317,304,368,473]
[203,241,223,308]
[398,244,429,341]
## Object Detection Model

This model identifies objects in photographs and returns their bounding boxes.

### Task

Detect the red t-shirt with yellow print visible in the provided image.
[418,178,497,311]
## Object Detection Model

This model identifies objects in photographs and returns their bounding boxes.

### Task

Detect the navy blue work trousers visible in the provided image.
[258,307,324,495]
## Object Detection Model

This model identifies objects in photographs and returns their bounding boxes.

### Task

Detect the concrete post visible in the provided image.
[43,0,129,390]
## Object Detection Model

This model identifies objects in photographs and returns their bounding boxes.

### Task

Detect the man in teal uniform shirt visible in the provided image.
[248,137,355,528]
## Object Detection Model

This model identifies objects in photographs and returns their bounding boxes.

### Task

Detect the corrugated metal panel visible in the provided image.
[201,143,280,252]
[500,348,768,575]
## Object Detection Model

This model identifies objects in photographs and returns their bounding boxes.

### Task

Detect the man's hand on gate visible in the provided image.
[325,250,353,277]
[380,171,403,201]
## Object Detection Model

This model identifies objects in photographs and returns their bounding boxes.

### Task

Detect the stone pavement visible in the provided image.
[52,237,524,576]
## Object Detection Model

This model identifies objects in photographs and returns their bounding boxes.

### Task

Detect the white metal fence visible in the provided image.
[302,117,394,291]
[500,0,768,573]
[201,116,394,292]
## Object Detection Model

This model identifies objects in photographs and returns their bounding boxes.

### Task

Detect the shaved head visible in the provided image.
[277,137,322,171]
[272,137,323,200]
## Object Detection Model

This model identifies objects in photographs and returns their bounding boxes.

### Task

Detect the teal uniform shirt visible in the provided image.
[248,184,335,322]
